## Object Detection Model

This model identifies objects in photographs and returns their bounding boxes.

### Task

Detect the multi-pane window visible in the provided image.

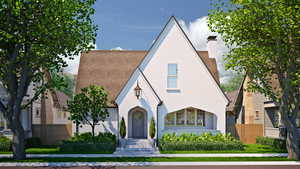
[176,110,185,126]
[165,113,175,126]
[167,64,178,88]
[186,108,196,126]
[165,108,206,127]
[196,110,205,126]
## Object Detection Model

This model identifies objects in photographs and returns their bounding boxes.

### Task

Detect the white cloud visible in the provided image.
[110,46,124,50]
[178,16,234,83]
[63,43,97,75]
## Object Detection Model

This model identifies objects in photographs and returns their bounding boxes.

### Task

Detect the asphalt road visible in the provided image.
[0,166,299,169]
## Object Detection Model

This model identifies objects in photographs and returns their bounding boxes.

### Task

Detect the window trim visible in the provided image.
[165,108,206,128]
[167,63,178,89]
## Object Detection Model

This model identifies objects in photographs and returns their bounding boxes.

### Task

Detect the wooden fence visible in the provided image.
[235,124,264,144]
[32,124,72,145]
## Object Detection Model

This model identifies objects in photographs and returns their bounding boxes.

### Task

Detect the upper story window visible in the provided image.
[167,64,178,88]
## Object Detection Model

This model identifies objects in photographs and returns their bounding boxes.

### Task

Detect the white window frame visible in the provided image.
[167,63,178,89]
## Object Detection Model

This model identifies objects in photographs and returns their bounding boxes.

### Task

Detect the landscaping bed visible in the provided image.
[0,132,116,154]
[59,132,116,153]
[160,144,287,154]
[159,133,244,151]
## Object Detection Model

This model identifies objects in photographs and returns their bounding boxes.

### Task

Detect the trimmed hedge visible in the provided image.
[159,133,244,151]
[25,137,41,148]
[256,136,286,149]
[60,142,116,153]
[67,132,116,143]
[0,136,11,151]
[60,132,116,153]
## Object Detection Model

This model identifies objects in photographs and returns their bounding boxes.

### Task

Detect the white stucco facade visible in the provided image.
[115,17,228,139]
[74,17,229,140]
[72,108,118,136]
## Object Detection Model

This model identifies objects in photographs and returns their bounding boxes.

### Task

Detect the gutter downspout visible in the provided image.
[156,101,163,148]
[115,103,120,147]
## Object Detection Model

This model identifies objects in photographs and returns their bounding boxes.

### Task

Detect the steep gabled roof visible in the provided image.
[76,50,219,107]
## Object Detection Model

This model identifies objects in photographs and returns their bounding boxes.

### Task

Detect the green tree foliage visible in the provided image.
[68,85,109,138]
[51,71,75,97]
[209,0,300,159]
[149,117,156,139]
[120,117,126,139]
[0,0,97,159]
[221,73,244,92]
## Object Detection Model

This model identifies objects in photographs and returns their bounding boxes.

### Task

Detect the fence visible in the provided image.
[235,124,263,144]
[32,124,72,145]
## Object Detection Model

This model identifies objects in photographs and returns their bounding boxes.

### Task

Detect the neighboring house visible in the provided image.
[0,72,71,145]
[226,76,300,140]
[75,16,229,141]
[32,72,71,145]
[0,83,33,139]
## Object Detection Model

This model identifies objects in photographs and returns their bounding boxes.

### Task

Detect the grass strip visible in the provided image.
[0,148,113,154]
[0,144,287,155]
[0,157,294,163]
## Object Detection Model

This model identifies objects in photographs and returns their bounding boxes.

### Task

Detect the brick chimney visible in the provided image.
[207,36,217,59]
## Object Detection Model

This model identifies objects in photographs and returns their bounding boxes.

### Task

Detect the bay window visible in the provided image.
[165,108,206,127]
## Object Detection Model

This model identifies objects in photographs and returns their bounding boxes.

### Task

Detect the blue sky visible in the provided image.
[66,0,233,82]
[93,0,212,50]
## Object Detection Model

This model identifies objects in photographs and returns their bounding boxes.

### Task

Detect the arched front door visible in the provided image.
[132,111,146,138]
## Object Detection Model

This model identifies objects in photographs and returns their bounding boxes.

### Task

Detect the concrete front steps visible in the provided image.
[114,138,159,155]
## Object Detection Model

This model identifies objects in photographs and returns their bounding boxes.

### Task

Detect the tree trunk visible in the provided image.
[91,125,95,137]
[76,122,79,135]
[11,120,26,160]
[280,98,300,160]
[286,125,300,159]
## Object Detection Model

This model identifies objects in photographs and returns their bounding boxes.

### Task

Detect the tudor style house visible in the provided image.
[226,75,300,143]
[75,16,229,140]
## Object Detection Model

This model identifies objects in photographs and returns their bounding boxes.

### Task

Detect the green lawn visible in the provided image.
[0,157,294,162]
[0,147,114,154]
[0,144,286,154]
[160,144,287,154]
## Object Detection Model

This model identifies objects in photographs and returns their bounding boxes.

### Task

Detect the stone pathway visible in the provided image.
[113,138,159,156]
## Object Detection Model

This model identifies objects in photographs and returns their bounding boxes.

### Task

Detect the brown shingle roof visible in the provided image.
[226,90,240,112]
[76,50,219,107]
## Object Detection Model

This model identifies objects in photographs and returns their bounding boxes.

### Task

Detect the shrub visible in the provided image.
[120,117,126,139]
[256,136,286,149]
[60,132,116,153]
[60,142,115,153]
[67,132,116,143]
[149,117,156,139]
[159,133,244,151]
[25,137,41,148]
[0,136,11,151]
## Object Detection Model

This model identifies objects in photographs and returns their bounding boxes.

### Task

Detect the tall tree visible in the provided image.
[209,0,300,159]
[0,0,97,159]
[68,85,109,138]
[221,73,244,92]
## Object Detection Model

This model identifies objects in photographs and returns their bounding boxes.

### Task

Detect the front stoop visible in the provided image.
[114,139,159,155]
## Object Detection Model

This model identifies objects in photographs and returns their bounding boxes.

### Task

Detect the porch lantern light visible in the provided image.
[134,82,142,99]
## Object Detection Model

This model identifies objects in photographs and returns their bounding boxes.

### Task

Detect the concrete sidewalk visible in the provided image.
[0,153,288,158]
[0,161,299,167]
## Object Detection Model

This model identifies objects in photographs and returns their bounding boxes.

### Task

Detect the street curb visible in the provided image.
[0,161,299,167]
[0,153,289,158]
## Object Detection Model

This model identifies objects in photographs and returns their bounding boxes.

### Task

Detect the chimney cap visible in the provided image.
[207,36,217,41]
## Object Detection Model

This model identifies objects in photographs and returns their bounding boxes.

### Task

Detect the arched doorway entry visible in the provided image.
[128,107,147,139]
